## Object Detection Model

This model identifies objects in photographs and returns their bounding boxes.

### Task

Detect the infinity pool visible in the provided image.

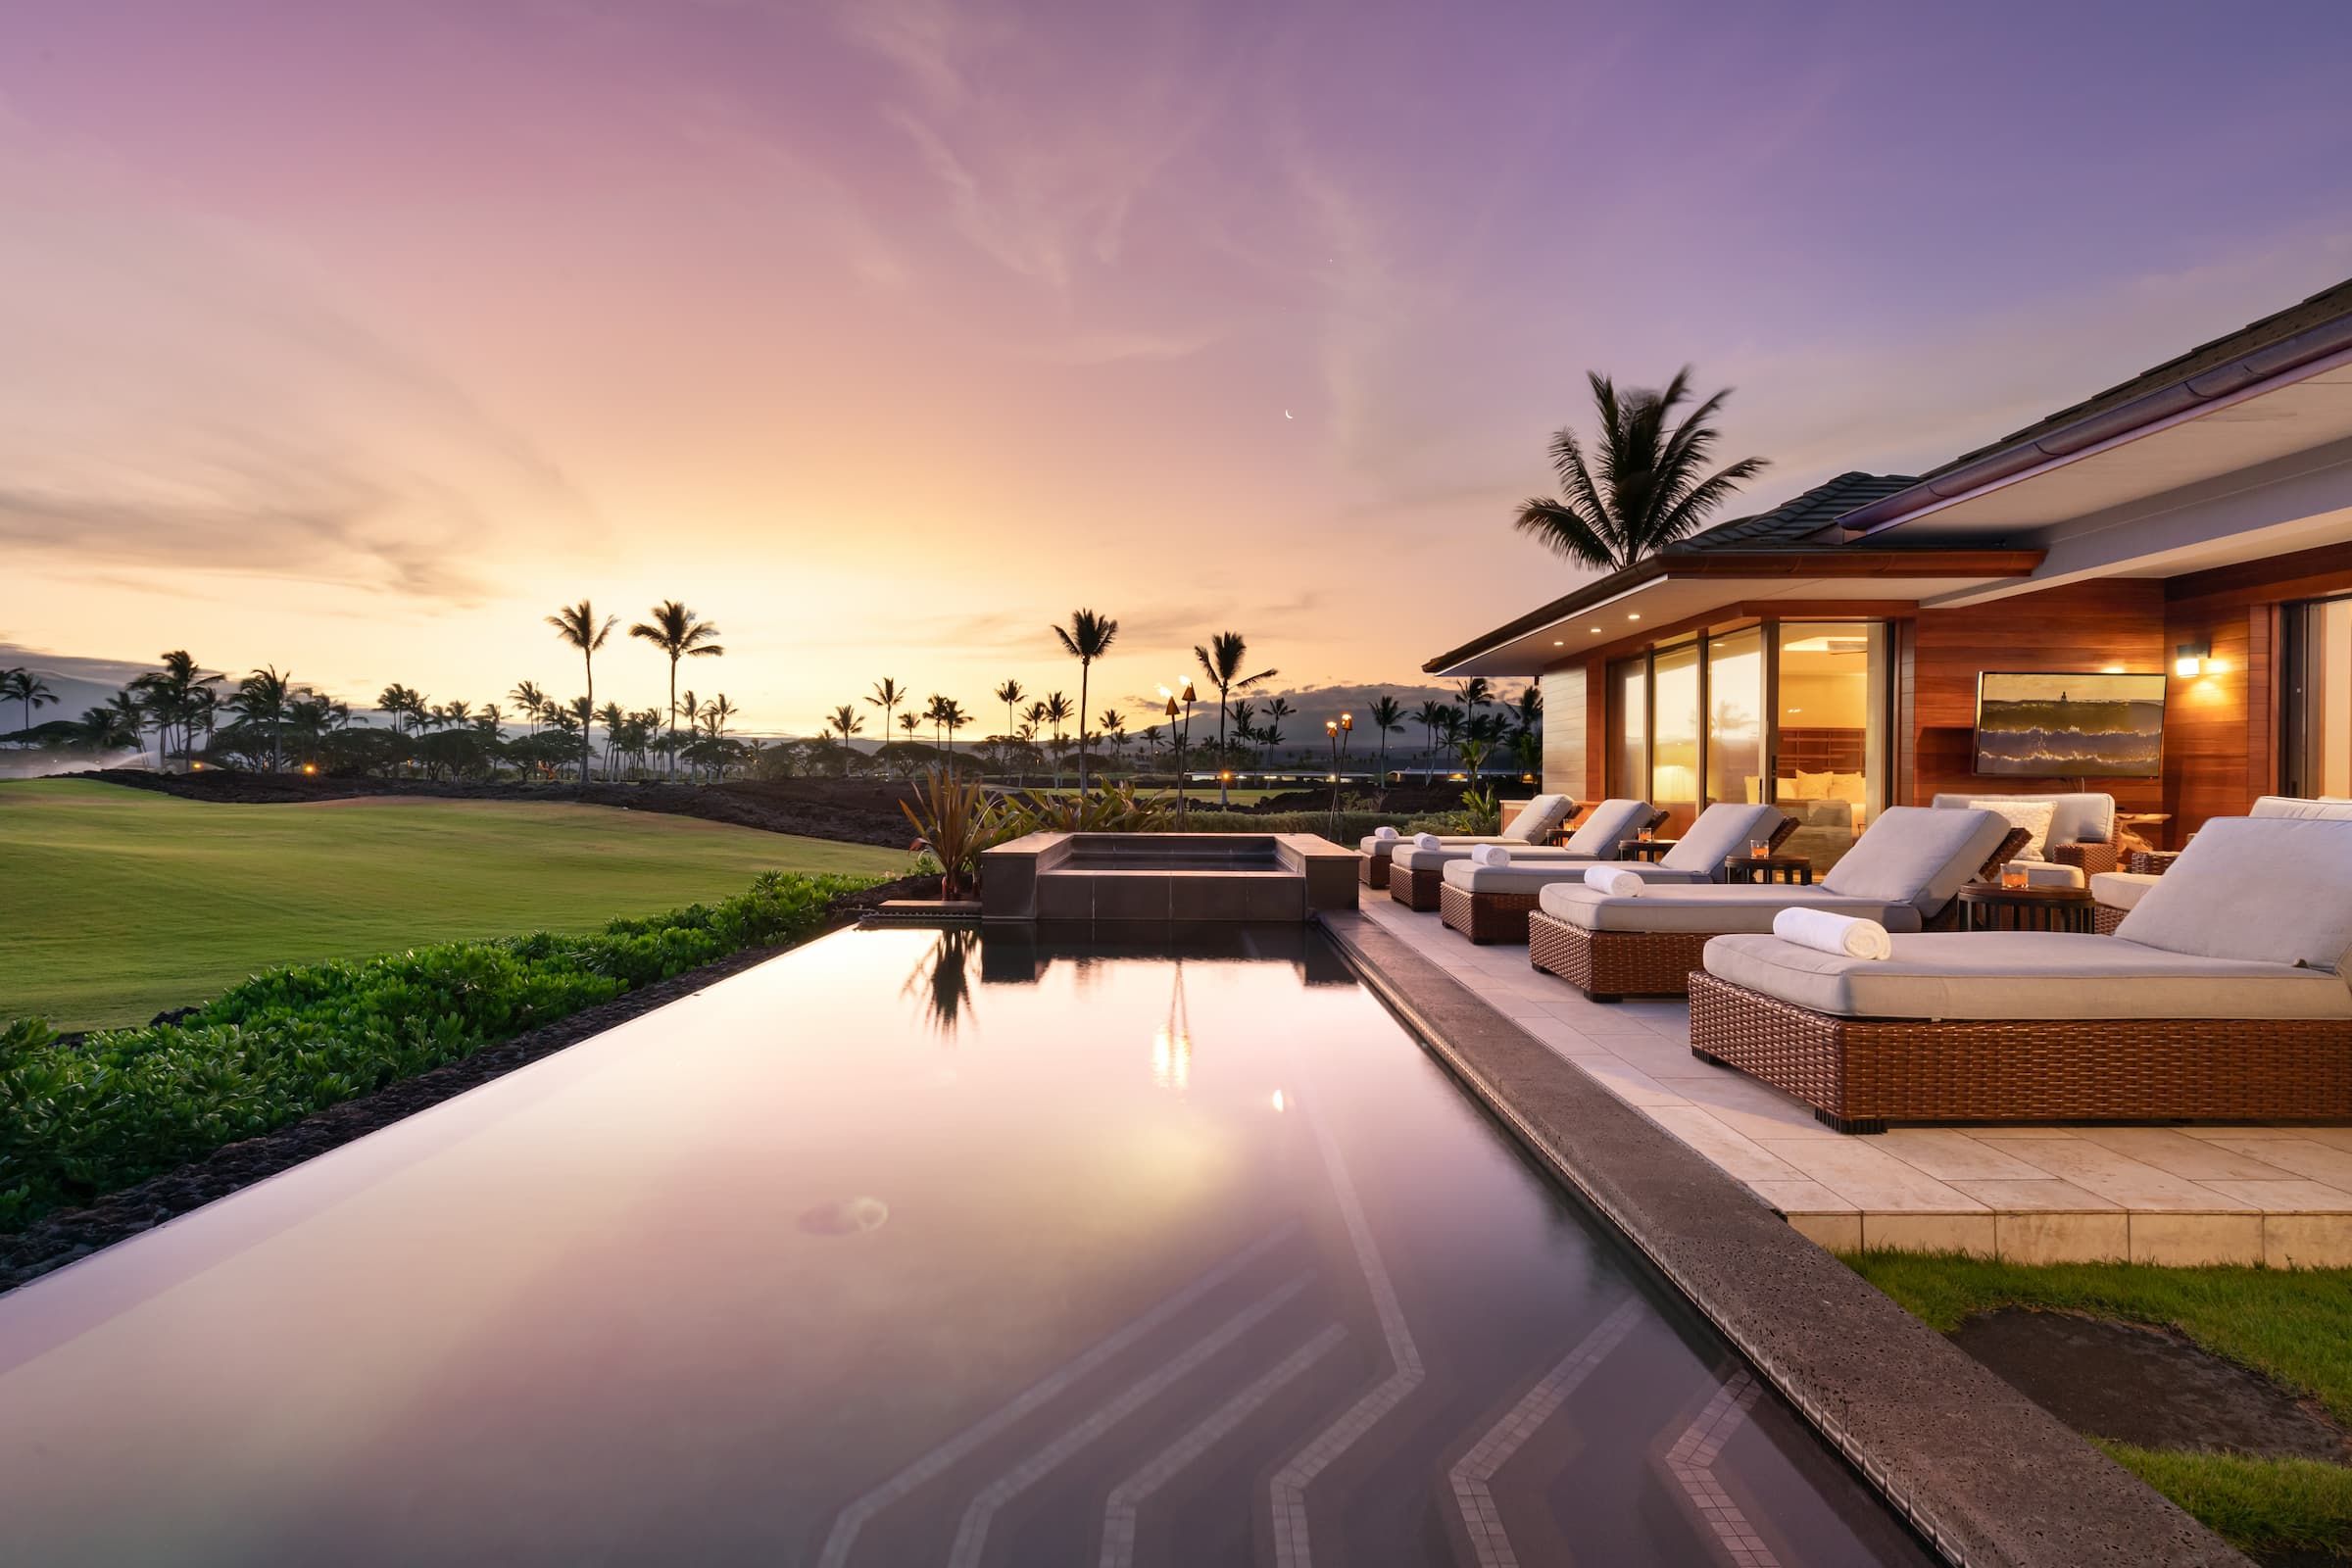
[0,925,1934,1566]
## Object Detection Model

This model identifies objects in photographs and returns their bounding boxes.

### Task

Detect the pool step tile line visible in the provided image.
[1352,896,2352,1267]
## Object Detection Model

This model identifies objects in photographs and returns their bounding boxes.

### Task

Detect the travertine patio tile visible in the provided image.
[1642,1106,1805,1184]
[2072,1127,2299,1181]
[1786,1213,1861,1251]
[1961,1126,2084,1140]
[2294,1127,2352,1152]
[1993,1141,2259,1211]
[2200,1138,2352,1192]
[1667,1073,1844,1141]
[2265,1214,2352,1267]
[1537,1003,1664,1038]
[1860,1213,1997,1256]
[2128,1213,2264,1266]
[1592,1030,1715,1079]
[2177,1124,2302,1139]
[1995,1211,2130,1264]
[2192,1179,2352,1211]
[1511,1015,1620,1059]
[1873,1131,2053,1182]
[1746,1179,1857,1215]
[1571,1057,1690,1109]
[1754,1139,1988,1213]
[1946,1178,2121,1211]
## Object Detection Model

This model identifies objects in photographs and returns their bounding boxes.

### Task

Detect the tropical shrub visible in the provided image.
[0,870,872,1230]
[899,768,1004,899]
[1460,784,1501,835]
[1002,781,1170,835]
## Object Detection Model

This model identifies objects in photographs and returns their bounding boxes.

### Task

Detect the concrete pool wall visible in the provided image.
[979,831,1360,922]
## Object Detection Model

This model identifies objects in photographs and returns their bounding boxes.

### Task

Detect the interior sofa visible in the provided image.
[2091,795,2352,932]
[1438,804,1791,946]
[1356,793,1575,889]
[1526,807,2028,999]
[1388,799,1659,911]
[1689,814,2352,1131]
[1929,790,2120,888]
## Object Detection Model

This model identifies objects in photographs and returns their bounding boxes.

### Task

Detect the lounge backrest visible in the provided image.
[2251,796,2352,822]
[2115,816,2352,981]
[1930,790,2114,849]
[1822,806,2014,914]
[1660,804,1788,875]
[1561,799,1654,858]
[1499,793,1575,843]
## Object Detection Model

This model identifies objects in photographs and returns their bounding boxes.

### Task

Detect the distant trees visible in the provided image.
[1194,632,1276,804]
[867,678,907,776]
[1,668,58,743]
[1053,609,1119,797]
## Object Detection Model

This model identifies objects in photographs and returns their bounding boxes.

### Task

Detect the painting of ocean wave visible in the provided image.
[1974,672,2166,777]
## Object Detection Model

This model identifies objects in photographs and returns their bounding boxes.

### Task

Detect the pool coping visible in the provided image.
[1317,908,2247,1568]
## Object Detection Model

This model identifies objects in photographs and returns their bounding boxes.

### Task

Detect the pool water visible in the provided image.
[0,925,1934,1566]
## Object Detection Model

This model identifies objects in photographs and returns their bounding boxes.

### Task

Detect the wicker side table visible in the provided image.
[1958,884,2096,933]
[2127,849,2180,876]
[1725,856,1813,885]
[1621,839,1677,863]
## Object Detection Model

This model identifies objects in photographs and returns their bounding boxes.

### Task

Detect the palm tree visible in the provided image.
[133,651,223,769]
[1039,691,1074,784]
[1192,631,1277,805]
[1454,677,1493,729]
[2,669,58,744]
[628,601,723,777]
[509,679,548,736]
[1099,709,1129,768]
[925,693,951,752]
[828,703,864,774]
[937,697,971,760]
[1052,608,1119,797]
[227,665,300,771]
[77,698,142,753]
[1513,368,1767,569]
[866,677,907,776]
[595,700,627,776]
[994,679,1025,758]
[547,600,617,781]
[1367,695,1406,786]
[1413,698,1448,783]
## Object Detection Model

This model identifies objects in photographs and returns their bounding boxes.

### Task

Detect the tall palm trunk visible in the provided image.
[666,656,679,778]
[581,652,594,781]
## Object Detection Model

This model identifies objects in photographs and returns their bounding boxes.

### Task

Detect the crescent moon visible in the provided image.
[1284,409,1294,419]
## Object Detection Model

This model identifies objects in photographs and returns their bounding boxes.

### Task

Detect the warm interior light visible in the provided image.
[2175,639,2212,678]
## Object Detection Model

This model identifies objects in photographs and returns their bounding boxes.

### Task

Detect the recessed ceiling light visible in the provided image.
[1627,612,1641,621]
[1589,625,1602,634]
[1552,639,1564,646]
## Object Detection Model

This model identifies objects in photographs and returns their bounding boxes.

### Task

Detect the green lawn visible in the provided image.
[1849,1250,2352,1559]
[0,779,909,1029]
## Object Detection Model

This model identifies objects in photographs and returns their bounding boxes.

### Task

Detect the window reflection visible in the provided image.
[1649,641,1699,828]
[1771,623,1886,869]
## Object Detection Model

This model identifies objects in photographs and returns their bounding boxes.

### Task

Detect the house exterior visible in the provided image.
[1426,275,2352,865]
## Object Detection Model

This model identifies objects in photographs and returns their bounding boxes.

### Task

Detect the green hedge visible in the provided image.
[0,870,874,1231]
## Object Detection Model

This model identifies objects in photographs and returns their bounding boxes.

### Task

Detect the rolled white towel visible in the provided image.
[1470,844,1510,866]
[1373,824,1399,840]
[1773,907,1891,960]
[1411,832,1442,850]
[1583,865,1643,898]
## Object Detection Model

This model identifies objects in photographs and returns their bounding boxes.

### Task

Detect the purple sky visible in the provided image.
[5,0,2350,732]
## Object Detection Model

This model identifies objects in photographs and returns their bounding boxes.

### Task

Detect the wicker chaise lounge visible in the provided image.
[1357,794,1576,890]
[1688,814,2352,1132]
[2090,796,2352,932]
[1389,799,1658,911]
[1528,807,2028,1000]
[1439,804,1792,946]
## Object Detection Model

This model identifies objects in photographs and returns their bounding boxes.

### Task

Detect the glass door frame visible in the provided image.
[2281,593,2352,800]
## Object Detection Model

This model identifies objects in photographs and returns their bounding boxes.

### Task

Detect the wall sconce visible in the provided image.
[2174,638,2211,678]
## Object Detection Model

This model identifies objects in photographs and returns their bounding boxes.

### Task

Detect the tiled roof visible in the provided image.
[1925,273,2352,478]
[1673,470,1920,552]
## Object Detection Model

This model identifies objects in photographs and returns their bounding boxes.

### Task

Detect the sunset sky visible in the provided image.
[6,0,2352,735]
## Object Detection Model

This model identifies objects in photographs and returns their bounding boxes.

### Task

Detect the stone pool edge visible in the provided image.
[1317,908,2245,1568]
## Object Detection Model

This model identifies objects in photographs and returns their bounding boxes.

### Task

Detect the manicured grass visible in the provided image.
[0,779,909,1029]
[1849,1250,2352,1558]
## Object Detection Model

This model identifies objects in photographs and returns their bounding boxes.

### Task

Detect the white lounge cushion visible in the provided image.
[1659,803,1788,877]
[1537,881,1926,935]
[1931,790,2115,847]
[2115,816,2352,981]
[2253,796,2352,821]
[1560,799,1656,858]
[1702,931,2352,1020]
[2010,860,2086,890]
[1499,794,1576,843]
[1821,806,2013,915]
[1396,842,1593,873]
[1444,859,1611,895]
[2090,870,2159,911]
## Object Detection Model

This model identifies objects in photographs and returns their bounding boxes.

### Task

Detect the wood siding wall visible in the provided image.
[1907,579,2170,817]
[1540,665,1587,799]
[2161,600,2273,839]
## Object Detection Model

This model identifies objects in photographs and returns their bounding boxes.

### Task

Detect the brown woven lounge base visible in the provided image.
[2093,903,2127,936]
[1390,862,1446,910]
[1527,910,1708,999]
[1687,971,2352,1134]
[1440,883,1542,944]
[1360,851,1392,890]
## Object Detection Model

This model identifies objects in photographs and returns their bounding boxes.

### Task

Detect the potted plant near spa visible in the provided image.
[900,768,1002,901]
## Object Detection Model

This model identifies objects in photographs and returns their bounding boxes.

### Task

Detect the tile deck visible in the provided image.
[1350,894,2352,1265]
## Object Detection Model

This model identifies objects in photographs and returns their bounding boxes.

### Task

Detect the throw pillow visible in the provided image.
[1968,797,2056,863]
[1791,770,1831,801]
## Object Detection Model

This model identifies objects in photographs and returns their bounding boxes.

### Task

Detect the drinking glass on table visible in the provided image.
[1747,838,1771,858]
[2000,866,2029,890]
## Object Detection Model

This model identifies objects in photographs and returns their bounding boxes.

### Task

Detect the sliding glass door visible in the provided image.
[2283,596,2352,800]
